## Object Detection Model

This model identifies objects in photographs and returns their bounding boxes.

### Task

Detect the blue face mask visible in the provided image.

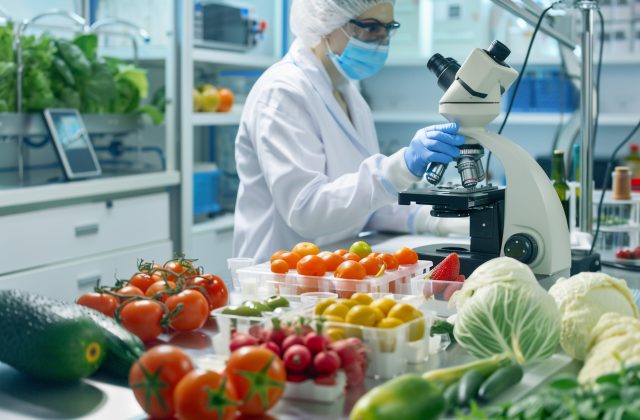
[326,34,389,81]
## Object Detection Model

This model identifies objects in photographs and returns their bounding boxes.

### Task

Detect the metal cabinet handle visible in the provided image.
[77,274,101,289]
[75,223,99,237]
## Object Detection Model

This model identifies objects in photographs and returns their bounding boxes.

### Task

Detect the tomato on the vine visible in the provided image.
[76,292,118,317]
[190,274,228,310]
[129,272,155,293]
[226,346,286,415]
[173,370,239,420]
[129,345,194,419]
[164,258,199,282]
[116,285,144,301]
[119,300,165,342]
[145,281,177,300]
[165,290,210,331]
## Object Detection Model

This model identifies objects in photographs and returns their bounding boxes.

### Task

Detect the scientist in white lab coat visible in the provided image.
[233,0,468,262]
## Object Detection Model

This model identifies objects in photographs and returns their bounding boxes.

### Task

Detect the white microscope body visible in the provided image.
[435,42,571,277]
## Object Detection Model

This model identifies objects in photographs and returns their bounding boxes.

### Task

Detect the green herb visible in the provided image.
[431,319,455,343]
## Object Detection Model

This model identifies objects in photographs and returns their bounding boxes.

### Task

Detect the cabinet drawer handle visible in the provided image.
[77,275,101,289]
[75,223,99,237]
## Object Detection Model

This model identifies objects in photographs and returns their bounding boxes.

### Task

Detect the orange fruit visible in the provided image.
[278,251,301,269]
[360,256,384,276]
[292,242,320,257]
[334,249,350,257]
[377,253,399,271]
[318,251,345,271]
[270,259,289,274]
[270,250,288,262]
[343,252,361,262]
[216,88,234,112]
[296,255,326,276]
[334,260,366,280]
[394,247,419,265]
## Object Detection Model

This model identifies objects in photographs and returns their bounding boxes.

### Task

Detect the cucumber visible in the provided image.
[443,382,460,412]
[478,364,524,402]
[0,289,105,381]
[457,369,485,407]
[55,301,145,378]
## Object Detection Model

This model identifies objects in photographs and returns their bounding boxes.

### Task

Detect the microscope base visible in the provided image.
[415,243,499,277]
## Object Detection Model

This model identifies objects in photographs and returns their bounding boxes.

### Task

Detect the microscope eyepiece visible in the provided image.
[427,53,461,92]
[486,40,511,63]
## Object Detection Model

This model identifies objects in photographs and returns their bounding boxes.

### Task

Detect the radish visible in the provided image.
[304,323,329,355]
[344,363,365,388]
[313,350,340,375]
[281,334,304,353]
[314,373,337,386]
[283,344,312,373]
[229,333,259,352]
[261,341,281,357]
[267,318,288,347]
[329,339,359,367]
[286,372,308,383]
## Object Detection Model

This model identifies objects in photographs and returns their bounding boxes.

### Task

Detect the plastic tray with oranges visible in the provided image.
[236,260,432,299]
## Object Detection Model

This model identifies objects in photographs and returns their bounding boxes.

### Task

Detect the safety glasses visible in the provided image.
[347,18,401,45]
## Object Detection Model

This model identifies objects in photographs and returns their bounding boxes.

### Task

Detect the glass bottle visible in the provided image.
[573,143,580,228]
[625,144,640,178]
[552,150,570,227]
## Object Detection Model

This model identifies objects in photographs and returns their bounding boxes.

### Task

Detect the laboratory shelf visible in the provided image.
[192,213,235,234]
[192,105,244,126]
[192,48,278,68]
[0,171,180,210]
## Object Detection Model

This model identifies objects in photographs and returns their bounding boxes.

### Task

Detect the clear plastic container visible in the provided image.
[592,192,640,261]
[410,278,465,317]
[236,261,431,299]
[283,371,347,403]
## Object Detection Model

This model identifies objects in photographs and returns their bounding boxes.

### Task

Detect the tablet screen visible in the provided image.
[44,109,101,179]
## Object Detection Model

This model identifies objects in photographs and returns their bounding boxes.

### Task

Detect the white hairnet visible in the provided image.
[290,0,395,48]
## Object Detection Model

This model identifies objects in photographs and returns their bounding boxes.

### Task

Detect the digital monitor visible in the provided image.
[43,109,102,180]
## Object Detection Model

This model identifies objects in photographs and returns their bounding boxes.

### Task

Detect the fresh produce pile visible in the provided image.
[616,246,640,260]
[76,255,228,343]
[193,83,235,113]
[314,293,425,341]
[128,344,285,419]
[0,26,163,123]
[228,317,368,389]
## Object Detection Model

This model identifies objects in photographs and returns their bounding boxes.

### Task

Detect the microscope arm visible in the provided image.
[462,127,571,277]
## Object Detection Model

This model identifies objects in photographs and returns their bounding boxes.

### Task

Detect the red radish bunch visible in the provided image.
[330,337,367,388]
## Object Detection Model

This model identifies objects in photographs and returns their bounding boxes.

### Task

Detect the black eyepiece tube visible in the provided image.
[427,53,461,92]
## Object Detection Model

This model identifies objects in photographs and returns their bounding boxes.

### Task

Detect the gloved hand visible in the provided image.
[403,123,465,178]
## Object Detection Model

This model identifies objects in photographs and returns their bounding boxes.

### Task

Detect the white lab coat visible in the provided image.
[232,39,443,263]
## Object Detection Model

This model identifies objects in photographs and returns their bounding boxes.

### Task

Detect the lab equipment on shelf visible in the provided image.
[592,191,640,261]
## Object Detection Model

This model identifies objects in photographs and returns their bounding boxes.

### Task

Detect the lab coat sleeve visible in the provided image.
[253,89,411,239]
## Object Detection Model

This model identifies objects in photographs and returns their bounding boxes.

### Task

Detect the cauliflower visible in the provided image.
[548,272,638,361]
[578,312,640,383]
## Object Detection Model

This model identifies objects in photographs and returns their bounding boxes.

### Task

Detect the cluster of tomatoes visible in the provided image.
[229,318,367,388]
[129,344,285,419]
[270,241,419,281]
[76,255,228,342]
[616,247,640,260]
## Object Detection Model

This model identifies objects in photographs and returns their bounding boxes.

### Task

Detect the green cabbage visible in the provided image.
[452,257,561,362]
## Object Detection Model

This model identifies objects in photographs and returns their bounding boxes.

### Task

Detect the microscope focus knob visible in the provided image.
[504,233,538,264]
[487,40,511,63]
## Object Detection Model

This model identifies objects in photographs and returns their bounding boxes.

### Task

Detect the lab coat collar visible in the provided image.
[286,39,365,154]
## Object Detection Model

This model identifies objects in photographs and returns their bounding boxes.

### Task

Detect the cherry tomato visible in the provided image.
[317,251,345,271]
[342,252,362,262]
[270,259,289,274]
[270,250,288,262]
[334,260,367,280]
[116,285,144,301]
[191,274,229,310]
[129,272,155,293]
[377,253,400,270]
[291,242,320,257]
[146,280,177,300]
[359,256,384,276]
[165,290,210,331]
[334,249,350,257]
[76,292,119,317]
[226,346,286,415]
[173,370,239,420]
[296,255,327,277]
[394,247,419,265]
[119,300,165,342]
[139,261,163,274]
[129,345,194,419]
[164,258,199,282]
[274,251,301,269]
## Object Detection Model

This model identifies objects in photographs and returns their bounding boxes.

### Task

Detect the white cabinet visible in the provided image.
[0,241,172,302]
[192,214,234,287]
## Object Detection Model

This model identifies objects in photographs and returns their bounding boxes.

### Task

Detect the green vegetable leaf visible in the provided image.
[549,375,580,390]
[137,105,164,125]
[81,59,116,112]
[0,23,14,62]
[0,61,16,112]
[115,64,148,99]
[56,40,91,78]
[73,33,98,61]
[52,57,75,87]
[597,373,623,386]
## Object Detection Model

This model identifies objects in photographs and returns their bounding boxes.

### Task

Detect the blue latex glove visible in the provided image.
[403,122,465,177]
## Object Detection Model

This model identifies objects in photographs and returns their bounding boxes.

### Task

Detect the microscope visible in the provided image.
[399,40,571,279]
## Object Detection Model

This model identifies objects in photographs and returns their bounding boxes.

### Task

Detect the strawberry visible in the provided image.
[443,283,460,301]
[430,253,460,280]
[456,275,466,282]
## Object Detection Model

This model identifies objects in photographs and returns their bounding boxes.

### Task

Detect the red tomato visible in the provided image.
[165,290,210,331]
[226,346,286,415]
[164,258,199,282]
[129,272,155,293]
[116,285,144,299]
[173,370,239,420]
[76,292,119,317]
[359,256,384,276]
[191,274,229,310]
[139,261,163,274]
[119,300,165,342]
[129,345,194,419]
[145,281,177,300]
[377,253,400,270]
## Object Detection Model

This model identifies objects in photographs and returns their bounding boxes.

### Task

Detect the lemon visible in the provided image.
[351,293,373,306]
[376,317,404,328]
[388,303,422,323]
[192,88,203,112]
[409,319,426,342]
[325,327,347,342]
[337,298,358,309]
[371,307,385,323]
[323,303,350,319]
[322,314,345,323]
[370,297,397,316]
[315,298,337,316]
[345,305,377,327]
[200,87,221,112]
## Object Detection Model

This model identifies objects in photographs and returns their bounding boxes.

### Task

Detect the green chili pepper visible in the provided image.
[265,295,290,311]
[221,305,262,317]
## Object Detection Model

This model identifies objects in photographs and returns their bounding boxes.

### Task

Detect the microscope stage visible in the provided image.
[398,185,505,211]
